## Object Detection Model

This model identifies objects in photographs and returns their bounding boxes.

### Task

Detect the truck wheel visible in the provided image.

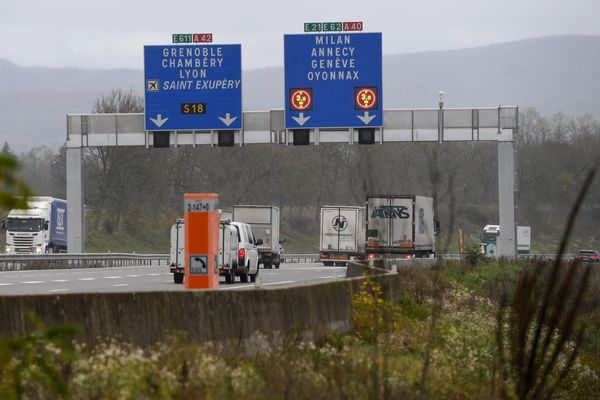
[225,269,235,284]
[264,261,272,269]
[275,262,280,269]
[173,272,184,284]
[240,268,249,283]
[250,266,259,283]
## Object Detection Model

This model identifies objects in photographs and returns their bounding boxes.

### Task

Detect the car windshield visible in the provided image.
[6,218,43,232]
[579,250,596,255]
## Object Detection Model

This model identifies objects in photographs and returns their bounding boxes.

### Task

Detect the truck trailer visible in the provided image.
[232,205,282,269]
[481,224,531,256]
[319,206,366,266]
[3,197,67,254]
[365,195,437,259]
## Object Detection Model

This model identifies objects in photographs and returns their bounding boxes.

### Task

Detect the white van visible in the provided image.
[230,221,261,283]
[219,222,240,284]
[169,219,245,285]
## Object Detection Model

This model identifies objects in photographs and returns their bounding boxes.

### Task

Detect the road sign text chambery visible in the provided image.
[308,35,358,81]
[159,47,240,91]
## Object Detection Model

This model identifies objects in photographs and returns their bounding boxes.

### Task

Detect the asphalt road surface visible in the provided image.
[0,263,347,295]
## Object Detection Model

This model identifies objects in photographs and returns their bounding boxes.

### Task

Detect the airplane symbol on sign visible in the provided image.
[147,80,159,92]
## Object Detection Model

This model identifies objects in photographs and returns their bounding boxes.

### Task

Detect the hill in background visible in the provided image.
[1,35,599,152]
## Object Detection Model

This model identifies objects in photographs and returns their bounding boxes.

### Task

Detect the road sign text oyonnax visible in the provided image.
[308,35,358,81]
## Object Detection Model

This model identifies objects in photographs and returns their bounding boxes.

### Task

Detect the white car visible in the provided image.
[231,222,261,283]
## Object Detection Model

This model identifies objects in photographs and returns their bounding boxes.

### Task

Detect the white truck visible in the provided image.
[319,206,366,266]
[3,197,67,254]
[365,195,438,259]
[169,219,241,284]
[481,224,531,256]
[232,205,282,269]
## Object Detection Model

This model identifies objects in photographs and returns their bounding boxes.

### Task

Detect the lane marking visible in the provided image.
[51,279,69,283]
[113,284,129,287]
[78,278,96,281]
[103,276,123,279]
[0,283,15,286]
[126,275,141,278]
[146,273,160,276]
[220,284,254,290]
[319,276,335,279]
[21,281,44,284]
[263,280,295,286]
[49,289,70,293]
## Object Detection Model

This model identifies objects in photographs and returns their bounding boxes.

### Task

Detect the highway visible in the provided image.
[0,263,346,295]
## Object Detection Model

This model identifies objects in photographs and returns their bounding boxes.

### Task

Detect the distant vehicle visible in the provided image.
[230,221,261,282]
[481,225,531,257]
[2,197,67,254]
[575,250,599,263]
[169,219,185,284]
[319,206,366,266]
[169,219,252,284]
[365,195,438,260]
[233,205,283,269]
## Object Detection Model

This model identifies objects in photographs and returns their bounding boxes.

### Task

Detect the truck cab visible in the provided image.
[3,197,67,254]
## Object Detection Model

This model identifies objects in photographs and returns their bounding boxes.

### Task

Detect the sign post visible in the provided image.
[284,32,382,129]
[144,44,242,131]
[184,193,220,290]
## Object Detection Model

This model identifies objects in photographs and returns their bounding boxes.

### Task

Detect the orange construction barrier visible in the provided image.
[184,193,220,290]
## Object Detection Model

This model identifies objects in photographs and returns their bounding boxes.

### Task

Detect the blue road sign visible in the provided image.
[284,32,382,129]
[144,44,242,131]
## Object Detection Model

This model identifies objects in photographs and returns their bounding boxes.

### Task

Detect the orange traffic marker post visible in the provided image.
[184,193,220,290]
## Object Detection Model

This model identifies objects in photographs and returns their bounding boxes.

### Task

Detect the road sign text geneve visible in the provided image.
[144,44,242,131]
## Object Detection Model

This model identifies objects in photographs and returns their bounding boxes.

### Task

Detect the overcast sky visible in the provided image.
[1,0,599,71]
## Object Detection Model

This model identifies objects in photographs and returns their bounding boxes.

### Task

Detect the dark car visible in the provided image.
[575,250,600,263]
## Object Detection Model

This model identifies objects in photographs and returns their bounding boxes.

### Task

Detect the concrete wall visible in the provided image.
[0,273,402,347]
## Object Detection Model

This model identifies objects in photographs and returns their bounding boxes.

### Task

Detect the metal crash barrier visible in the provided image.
[0,253,169,271]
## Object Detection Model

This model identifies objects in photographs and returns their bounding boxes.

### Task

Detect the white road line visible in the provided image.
[78,278,96,281]
[263,280,295,286]
[268,272,277,275]
[0,283,15,286]
[319,276,335,279]
[103,276,123,279]
[126,275,141,278]
[21,281,44,284]
[51,279,69,282]
[146,273,160,276]
[49,289,70,293]
[113,284,129,287]
[220,284,254,290]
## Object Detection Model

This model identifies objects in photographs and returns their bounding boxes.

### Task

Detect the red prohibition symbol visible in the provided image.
[290,88,313,111]
[355,87,378,110]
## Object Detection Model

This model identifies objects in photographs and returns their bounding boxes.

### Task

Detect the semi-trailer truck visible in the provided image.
[319,206,366,266]
[481,224,531,256]
[232,205,282,269]
[3,197,67,254]
[365,195,437,259]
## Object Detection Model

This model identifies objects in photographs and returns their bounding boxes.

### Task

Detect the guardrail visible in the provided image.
[280,254,320,263]
[0,253,169,271]
[0,252,573,272]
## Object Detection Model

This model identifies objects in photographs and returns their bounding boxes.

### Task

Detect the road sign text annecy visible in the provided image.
[144,44,242,131]
[284,32,382,129]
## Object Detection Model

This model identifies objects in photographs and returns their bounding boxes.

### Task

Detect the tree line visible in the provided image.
[2,90,599,252]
